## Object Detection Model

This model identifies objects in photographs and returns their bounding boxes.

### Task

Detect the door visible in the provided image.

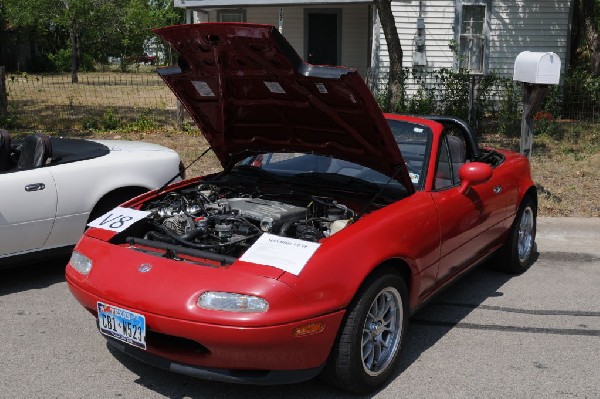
[306,10,340,66]
[431,134,507,283]
[432,180,506,281]
[0,169,57,257]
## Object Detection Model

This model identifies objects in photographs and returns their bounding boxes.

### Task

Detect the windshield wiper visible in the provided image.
[354,165,406,220]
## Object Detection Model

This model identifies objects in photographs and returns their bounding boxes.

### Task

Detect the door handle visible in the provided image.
[25,183,46,192]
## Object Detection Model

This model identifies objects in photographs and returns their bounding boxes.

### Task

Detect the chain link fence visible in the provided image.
[368,67,600,131]
[560,78,600,121]
[1,71,182,131]
[1,69,598,133]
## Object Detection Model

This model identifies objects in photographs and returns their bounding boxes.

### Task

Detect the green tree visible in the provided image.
[148,0,183,65]
[109,0,155,71]
[3,0,182,80]
[5,0,102,82]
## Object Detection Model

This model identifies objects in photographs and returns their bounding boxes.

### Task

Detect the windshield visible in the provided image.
[237,119,431,191]
[387,119,431,189]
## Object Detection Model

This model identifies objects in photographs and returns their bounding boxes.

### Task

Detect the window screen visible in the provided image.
[218,9,246,22]
[459,5,486,73]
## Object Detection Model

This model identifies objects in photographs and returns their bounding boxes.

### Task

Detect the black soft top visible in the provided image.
[48,138,110,165]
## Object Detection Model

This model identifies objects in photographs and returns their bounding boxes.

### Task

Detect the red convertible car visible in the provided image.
[66,23,537,393]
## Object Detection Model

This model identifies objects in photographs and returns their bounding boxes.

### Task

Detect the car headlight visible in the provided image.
[198,292,269,313]
[69,251,93,275]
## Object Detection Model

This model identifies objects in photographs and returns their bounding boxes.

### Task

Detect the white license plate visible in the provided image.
[97,302,146,350]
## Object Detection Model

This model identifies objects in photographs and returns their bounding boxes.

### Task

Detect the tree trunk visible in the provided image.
[176,100,184,129]
[0,66,7,117]
[582,0,600,76]
[70,21,80,84]
[570,0,583,67]
[373,0,404,112]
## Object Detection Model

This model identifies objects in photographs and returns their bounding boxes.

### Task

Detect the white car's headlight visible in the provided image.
[198,292,269,313]
[69,251,93,275]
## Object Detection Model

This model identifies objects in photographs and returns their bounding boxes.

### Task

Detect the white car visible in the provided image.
[0,130,183,267]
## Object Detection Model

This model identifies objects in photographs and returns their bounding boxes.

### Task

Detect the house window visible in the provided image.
[459,4,486,73]
[218,9,246,23]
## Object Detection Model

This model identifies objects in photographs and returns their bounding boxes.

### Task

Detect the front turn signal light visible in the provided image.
[293,322,325,337]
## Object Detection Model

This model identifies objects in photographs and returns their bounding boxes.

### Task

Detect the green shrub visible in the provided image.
[533,117,561,139]
[436,68,470,120]
[48,48,96,72]
[0,112,17,129]
[122,109,157,132]
[81,116,99,130]
[497,78,522,136]
[562,68,600,121]
[101,108,121,130]
[371,68,600,137]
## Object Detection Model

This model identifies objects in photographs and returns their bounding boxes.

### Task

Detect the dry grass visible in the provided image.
[5,73,598,217]
[8,122,598,217]
[483,120,600,217]
[5,72,178,130]
[84,128,223,178]
[85,120,599,218]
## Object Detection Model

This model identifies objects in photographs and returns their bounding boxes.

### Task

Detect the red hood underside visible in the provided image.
[154,23,412,188]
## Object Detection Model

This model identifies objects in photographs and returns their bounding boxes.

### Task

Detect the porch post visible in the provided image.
[0,66,7,117]
[368,7,381,92]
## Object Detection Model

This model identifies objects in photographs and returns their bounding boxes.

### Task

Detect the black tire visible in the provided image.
[323,270,408,393]
[87,187,147,224]
[498,195,537,274]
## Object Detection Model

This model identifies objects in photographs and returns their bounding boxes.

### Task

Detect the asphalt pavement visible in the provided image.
[0,217,599,398]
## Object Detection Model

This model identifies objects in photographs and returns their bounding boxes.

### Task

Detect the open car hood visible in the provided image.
[154,23,413,190]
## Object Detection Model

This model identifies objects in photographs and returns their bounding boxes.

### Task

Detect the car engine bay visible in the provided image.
[135,183,356,258]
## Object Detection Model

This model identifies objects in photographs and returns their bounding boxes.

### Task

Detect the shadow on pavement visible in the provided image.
[392,260,517,381]
[106,342,346,398]
[104,257,527,398]
[0,257,69,296]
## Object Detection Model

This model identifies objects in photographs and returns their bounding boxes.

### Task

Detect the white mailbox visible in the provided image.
[513,51,561,85]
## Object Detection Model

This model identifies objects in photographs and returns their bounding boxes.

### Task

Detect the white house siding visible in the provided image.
[489,0,571,76]
[373,0,455,91]
[373,0,571,92]
[341,5,371,77]
[183,1,572,96]
[201,5,371,77]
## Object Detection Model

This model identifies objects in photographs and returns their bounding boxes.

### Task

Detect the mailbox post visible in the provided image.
[513,52,561,158]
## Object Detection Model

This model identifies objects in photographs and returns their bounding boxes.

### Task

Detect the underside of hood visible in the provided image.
[154,23,412,188]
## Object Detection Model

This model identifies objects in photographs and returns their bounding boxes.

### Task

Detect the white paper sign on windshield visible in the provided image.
[87,207,150,233]
[239,233,321,276]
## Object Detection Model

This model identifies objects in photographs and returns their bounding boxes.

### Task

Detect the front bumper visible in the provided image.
[105,336,324,385]
[67,273,344,381]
